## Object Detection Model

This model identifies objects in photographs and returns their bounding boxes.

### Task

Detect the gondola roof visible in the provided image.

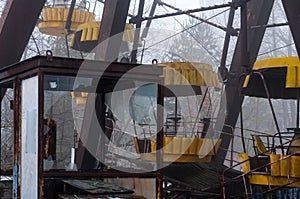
[243,56,300,99]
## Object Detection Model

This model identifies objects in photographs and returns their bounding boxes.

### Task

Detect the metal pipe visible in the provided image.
[192,88,209,135]
[249,22,288,29]
[262,177,300,195]
[174,97,178,135]
[141,3,231,21]
[158,1,228,33]
[65,0,76,33]
[43,170,161,178]
[240,100,246,153]
[255,71,284,154]
[156,83,164,199]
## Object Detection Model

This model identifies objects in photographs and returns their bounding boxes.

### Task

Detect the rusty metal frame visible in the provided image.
[13,77,21,199]
[38,70,44,199]
[141,3,232,21]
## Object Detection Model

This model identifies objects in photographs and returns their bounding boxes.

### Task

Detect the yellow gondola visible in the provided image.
[239,56,300,187]
[38,1,96,36]
[132,62,222,163]
[70,21,141,52]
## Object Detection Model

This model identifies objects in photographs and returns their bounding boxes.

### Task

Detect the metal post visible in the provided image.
[38,72,44,199]
[65,0,76,33]
[216,0,275,163]
[13,78,21,199]
[156,83,164,199]
[256,71,284,154]
[192,88,209,135]
[239,0,248,155]
[130,0,145,63]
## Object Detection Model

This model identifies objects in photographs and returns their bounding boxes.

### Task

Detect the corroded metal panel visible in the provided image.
[21,76,38,198]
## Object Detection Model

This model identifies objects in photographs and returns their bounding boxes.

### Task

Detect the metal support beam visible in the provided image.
[141,0,159,39]
[65,0,76,33]
[0,0,45,68]
[158,1,229,33]
[216,0,274,163]
[95,0,131,61]
[220,6,237,70]
[130,0,145,63]
[281,0,300,57]
[13,78,21,198]
[141,3,231,21]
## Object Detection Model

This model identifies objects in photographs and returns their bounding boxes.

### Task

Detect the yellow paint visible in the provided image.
[270,154,281,176]
[280,154,291,177]
[290,156,300,177]
[75,97,86,105]
[238,153,251,173]
[137,137,221,163]
[160,62,220,87]
[240,153,300,187]
[38,7,95,36]
[141,153,212,162]
[70,21,140,47]
[253,135,271,155]
[243,56,300,88]
[249,174,300,187]
[132,137,140,153]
